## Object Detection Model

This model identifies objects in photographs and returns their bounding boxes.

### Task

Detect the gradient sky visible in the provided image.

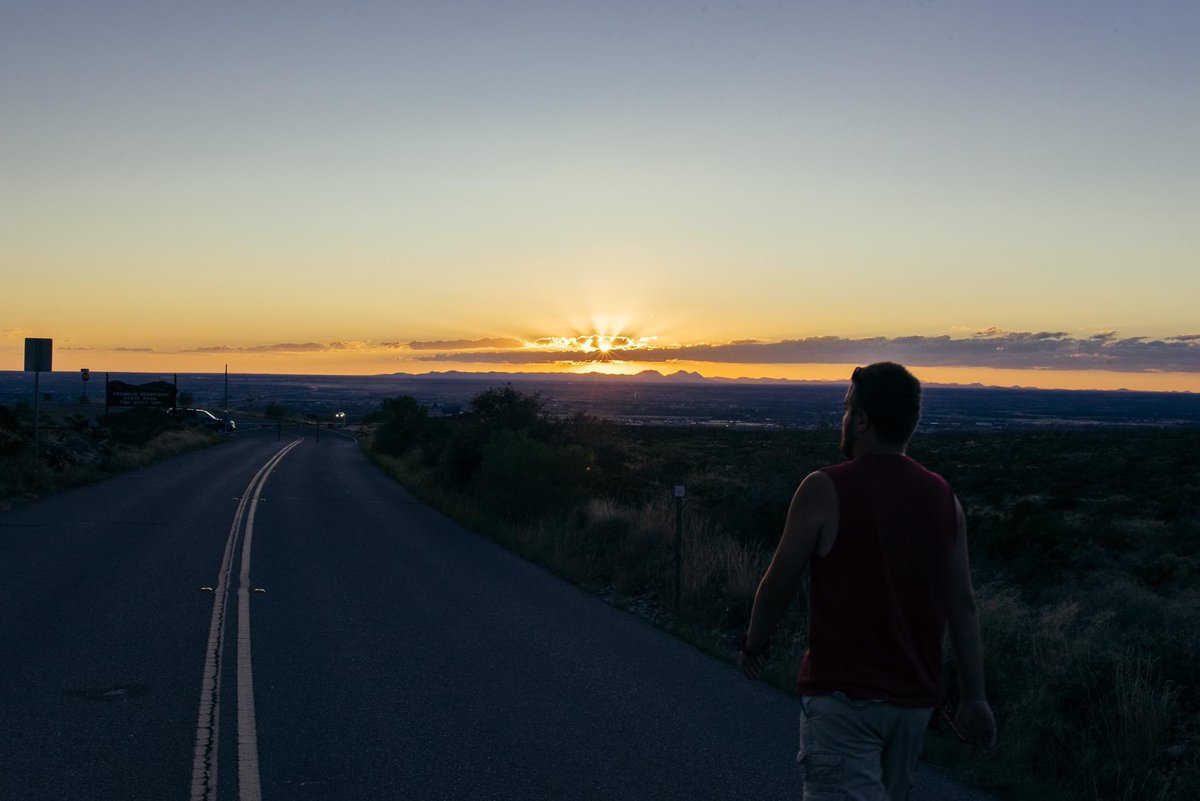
[2,1,1198,390]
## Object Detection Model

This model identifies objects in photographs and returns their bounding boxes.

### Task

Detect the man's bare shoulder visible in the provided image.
[793,471,839,556]
[796,469,837,508]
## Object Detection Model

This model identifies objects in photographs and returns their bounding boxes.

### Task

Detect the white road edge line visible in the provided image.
[191,440,301,801]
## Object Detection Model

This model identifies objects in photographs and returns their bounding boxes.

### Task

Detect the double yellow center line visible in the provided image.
[190,440,302,801]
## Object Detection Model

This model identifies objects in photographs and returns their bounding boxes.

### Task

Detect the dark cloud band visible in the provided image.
[416,331,1200,373]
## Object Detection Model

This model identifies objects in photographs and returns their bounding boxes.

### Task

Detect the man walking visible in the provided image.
[741,362,995,800]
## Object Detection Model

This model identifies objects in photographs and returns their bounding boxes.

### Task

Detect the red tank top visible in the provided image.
[795,453,957,707]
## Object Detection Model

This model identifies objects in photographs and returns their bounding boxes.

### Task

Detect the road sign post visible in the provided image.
[24,338,53,461]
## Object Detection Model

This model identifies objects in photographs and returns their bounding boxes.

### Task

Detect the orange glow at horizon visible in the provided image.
[4,333,1198,393]
[564,361,1200,392]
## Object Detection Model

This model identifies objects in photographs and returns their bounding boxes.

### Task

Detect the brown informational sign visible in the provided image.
[106,380,177,408]
[24,338,53,372]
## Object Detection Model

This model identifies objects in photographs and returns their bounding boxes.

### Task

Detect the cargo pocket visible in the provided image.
[801,753,845,801]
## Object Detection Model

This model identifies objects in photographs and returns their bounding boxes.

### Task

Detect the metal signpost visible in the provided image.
[24,338,53,460]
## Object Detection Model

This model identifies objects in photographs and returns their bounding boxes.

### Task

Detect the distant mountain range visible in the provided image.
[386,368,1005,390]
[390,368,843,385]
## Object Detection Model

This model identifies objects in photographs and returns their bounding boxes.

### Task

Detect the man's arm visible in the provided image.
[947,496,996,748]
[741,470,833,678]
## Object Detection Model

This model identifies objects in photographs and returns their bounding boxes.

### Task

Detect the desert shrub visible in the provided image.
[476,429,591,519]
[264,402,289,420]
[957,583,1186,800]
[64,413,90,432]
[0,403,28,433]
[678,515,767,626]
[438,425,487,487]
[108,429,216,471]
[1,413,219,508]
[0,451,54,504]
[413,386,595,492]
[97,407,175,446]
[0,404,29,458]
[576,498,654,595]
[470,385,546,434]
[579,498,635,551]
[372,395,430,456]
[425,386,553,488]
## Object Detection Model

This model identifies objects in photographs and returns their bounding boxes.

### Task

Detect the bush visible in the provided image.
[477,429,591,519]
[264,402,289,420]
[372,395,430,456]
[98,407,175,447]
[409,386,571,489]
[470,385,545,434]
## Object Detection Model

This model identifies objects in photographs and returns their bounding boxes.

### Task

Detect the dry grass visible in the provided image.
[108,429,218,471]
[0,453,55,509]
[927,584,1196,800]
[1,428,221,509]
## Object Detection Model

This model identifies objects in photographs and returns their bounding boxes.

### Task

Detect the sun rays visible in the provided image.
[529,333,656,362]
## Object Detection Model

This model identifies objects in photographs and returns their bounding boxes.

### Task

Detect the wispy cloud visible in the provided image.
[60,345,157,352]
[415,330,1200,373]
[184,341,370,354]
[407,337,525,351]
[1,328,32,339]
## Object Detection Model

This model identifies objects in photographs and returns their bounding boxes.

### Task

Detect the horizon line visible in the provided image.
[1,366,1194,395]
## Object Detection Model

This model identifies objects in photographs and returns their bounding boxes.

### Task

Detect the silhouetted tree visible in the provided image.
[469,385,546,434]
[437,386,552,487]
[373,395,430,456]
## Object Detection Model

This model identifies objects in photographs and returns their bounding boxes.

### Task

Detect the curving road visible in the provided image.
[0,429,996,800]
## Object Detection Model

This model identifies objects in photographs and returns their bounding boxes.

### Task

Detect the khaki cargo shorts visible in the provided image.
[798,693,934,801]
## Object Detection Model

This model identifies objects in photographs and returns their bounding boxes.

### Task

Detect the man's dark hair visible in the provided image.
[850,362,922,445]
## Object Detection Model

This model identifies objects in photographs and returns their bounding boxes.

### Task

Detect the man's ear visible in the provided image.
[854,409,872,433]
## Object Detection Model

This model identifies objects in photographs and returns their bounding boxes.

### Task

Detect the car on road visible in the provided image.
[169,408,236,432]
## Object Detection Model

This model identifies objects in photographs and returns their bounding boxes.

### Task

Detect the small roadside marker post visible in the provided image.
[674,484,685,614]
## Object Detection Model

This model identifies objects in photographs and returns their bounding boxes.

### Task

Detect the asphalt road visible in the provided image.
[0,429,997,800]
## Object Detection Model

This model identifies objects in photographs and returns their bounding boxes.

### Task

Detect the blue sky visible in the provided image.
[2,1,1197,387]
